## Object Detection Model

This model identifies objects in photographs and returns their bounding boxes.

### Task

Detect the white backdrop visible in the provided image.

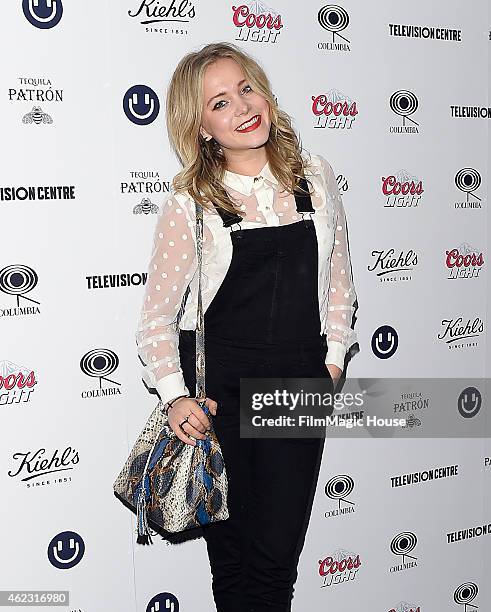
[1,1,490,611]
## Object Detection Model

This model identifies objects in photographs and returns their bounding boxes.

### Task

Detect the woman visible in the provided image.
[136,42,358,612]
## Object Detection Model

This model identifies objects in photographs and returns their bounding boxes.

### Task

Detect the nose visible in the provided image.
[235,98,250,116]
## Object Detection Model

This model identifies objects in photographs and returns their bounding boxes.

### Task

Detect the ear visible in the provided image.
[200,126,211,141]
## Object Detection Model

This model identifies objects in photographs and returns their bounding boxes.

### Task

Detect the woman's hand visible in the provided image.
[326,364,342,390]
[167,397,218,446]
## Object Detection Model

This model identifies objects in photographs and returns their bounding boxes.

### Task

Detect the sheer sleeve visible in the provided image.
[135,194,197,406]
[319,156,358,370]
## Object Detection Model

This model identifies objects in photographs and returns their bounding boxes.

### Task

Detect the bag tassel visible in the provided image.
[135,440,159,545]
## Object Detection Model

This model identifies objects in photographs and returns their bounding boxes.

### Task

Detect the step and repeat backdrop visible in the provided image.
[1,1,490,611]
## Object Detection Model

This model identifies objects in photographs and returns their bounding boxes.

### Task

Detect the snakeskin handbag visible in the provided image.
[113,202,229,544]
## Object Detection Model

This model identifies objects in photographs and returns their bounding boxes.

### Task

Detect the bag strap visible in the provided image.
[195,202,206,401]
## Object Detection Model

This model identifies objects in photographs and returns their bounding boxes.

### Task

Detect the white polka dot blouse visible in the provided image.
[136,153,358,406]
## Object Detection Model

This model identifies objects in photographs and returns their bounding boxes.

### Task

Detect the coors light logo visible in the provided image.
[388,603,420,612]
[382,170,424,208]
[0,360,37,404]
[232,2,283,44]
[445,243,484,279]
[318,548,361,587]
[312,89,358,129]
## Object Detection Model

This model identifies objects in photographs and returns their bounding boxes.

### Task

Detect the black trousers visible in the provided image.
[180,331,329,612]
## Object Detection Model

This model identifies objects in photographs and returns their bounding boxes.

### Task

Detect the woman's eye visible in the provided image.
[213,85,252,110]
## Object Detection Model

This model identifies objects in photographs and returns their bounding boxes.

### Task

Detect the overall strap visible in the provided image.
[293,176,315,213]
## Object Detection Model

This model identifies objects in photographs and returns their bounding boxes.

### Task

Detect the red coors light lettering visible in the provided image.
[318,554,361,576]
[382,175,424,196]
[232,5,283,30]
[445,248,484,268]
[0,371,37,390]
[311,95,358,117]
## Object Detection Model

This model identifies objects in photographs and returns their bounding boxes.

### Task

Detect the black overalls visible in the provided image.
[179,178,333,612]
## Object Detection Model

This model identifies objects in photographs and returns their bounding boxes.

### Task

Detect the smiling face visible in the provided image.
[199,57,271,160]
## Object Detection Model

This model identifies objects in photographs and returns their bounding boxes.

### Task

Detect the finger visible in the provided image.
[190,405,211,431]
[182,420,207,440]
[206,398,218,412]
[172,424,196,446]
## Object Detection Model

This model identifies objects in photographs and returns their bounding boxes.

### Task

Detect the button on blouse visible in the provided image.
[136,153,358,406]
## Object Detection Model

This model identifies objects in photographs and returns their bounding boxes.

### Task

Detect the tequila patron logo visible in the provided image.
[80,349,122,398]
[8,77,64,124]
[128,0,196,35]
[120,170,172,215]
[454,168,483,209]
[389,90,420,133]
[0,265,40,316]
[22,0,63,28]
[317,5,351,51]
[232,2,283,44]
[445,243,484,279]
[123,85,160,125]
[0,360,37,405]
[389,531,418,572]
[382,170,424,208]
[438,316,483,350]
[318,548,361,587]
[453,582,479,611]
[133,197,159,215]
[393,390,429,415]
[367,248,418,283]
[312,89,358,129]
[324,474,355,518]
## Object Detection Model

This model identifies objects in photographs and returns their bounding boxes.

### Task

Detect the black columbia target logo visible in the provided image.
[324,474,355,510]
[390,531,418,564]
[453,582,479,611]
[318,5,350,43]
[455,168,482,203]
[390,90,419,127]
[80,349,120,391]
[0,265,40,306]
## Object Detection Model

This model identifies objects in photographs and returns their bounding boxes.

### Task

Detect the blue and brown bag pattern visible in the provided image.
[113,400,229,544]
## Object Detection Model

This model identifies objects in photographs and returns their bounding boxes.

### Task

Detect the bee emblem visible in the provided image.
[22,106,53,125]
[133,198,159,215]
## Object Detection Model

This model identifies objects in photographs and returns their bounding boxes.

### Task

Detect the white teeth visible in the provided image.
[237,115,259,131]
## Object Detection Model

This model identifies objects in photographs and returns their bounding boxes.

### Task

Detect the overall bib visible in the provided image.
[179,178,333,612]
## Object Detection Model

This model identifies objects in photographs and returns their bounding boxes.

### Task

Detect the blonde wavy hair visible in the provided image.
[166,41,314,215]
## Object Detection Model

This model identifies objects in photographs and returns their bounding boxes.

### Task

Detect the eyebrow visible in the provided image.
[206,79,248,107]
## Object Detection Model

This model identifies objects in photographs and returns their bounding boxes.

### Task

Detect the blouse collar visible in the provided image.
[222,160,278,196]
